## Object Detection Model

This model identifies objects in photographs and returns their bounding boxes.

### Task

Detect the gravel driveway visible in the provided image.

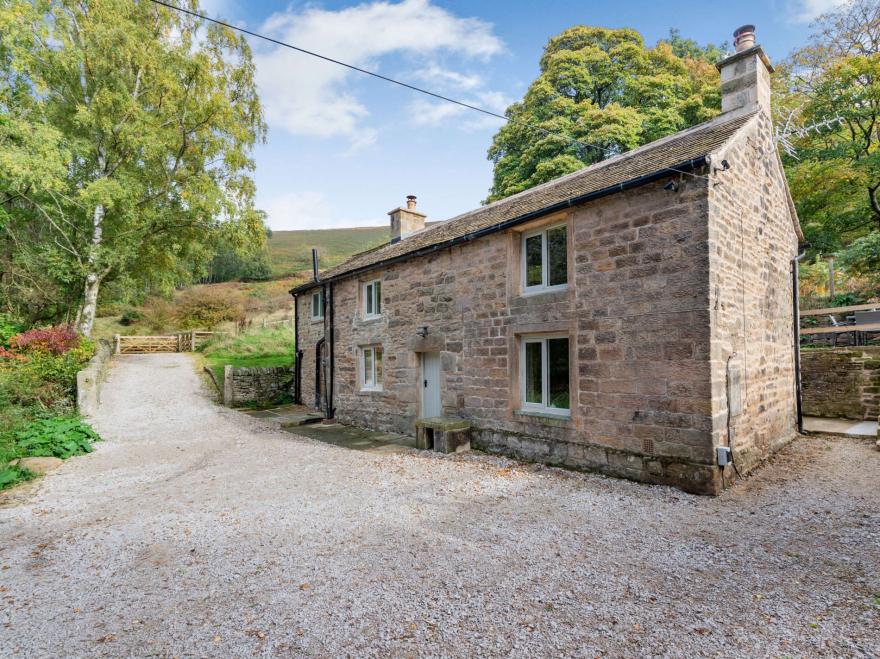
[1,353,879,657]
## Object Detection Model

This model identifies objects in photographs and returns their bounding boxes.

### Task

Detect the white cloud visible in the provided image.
[409,90,509,130]
[253,0,504,145]
[412,64,484,91]
[789,0,848,23]
[263,190,385,231]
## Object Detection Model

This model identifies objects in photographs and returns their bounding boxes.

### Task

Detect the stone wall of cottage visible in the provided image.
[801,347,880,420]
[310,173,723,493]
[297,289,327,410]
[707,112,800,480]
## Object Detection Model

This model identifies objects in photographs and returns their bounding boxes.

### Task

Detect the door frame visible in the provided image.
[420,351,442,419]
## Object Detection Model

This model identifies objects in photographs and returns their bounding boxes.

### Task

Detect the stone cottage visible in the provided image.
[291,27,804,495]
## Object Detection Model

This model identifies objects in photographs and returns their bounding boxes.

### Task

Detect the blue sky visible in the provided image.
[201,0,844,231]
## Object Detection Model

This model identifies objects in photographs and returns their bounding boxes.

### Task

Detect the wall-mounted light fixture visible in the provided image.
[663,180,679,192]
[416,326,429,338]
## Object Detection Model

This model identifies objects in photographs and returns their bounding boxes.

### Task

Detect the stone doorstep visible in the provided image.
[414,416,472,432]
[279,413,325,428]
[415,416,472,454]
[803,416,878,438]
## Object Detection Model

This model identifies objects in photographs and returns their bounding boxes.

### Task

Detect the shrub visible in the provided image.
[15,415,100,459]
[10,325,81,355]
[119,307,143,326]
[141,297,177,332]
[0,333,93,407]
[0,314,23,348]
[175,287,246,329]
[0,465,35,490]
[0,365,68,408]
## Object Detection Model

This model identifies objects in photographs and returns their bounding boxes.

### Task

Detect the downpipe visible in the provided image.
[792,245,809,434]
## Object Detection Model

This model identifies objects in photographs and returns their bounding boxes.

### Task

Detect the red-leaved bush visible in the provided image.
[0,346,26,361]
[10,326,80,356]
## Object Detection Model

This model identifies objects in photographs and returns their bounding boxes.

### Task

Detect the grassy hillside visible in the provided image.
[93,224,428,340]
[268,226,389,277]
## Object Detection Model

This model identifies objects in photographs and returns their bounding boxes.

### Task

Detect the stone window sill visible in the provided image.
[514,409,572,426]
[511,288,570,305]
[520,284,568,298]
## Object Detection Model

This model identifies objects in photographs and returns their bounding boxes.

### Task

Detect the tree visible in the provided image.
[776,0,879,261]
[485,26,724,202]
[0,0,266,335]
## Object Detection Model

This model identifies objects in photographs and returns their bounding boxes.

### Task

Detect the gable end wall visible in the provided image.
[707,112,800,478]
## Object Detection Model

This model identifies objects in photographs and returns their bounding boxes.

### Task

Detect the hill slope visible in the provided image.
[268,226,390,277]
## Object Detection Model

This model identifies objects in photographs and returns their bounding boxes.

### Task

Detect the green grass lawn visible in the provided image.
[200,327,295,382]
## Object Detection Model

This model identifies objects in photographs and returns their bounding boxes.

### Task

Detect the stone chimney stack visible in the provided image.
[716,24,774,117]
[388,195,426,243]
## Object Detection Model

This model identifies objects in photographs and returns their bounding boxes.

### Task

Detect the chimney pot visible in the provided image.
[733,24,756,52]
[406,195,417,210]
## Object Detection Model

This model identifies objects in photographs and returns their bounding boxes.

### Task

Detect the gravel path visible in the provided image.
[1,353,879,657]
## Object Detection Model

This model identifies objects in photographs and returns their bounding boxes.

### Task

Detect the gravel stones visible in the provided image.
[0,353,878,657]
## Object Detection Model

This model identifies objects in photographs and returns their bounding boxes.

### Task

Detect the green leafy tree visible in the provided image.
[0,0,266,335]
[663,28,729,63]
[777,0,879,264]
[837,232,880,284]
[486,26,724,202]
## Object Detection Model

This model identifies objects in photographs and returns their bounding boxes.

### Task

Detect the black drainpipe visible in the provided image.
[326,281,336,419]
[792,245,808,434]
[293,293,301,405]
[315,337,325,409]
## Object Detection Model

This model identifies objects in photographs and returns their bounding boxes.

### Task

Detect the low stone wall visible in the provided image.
[76,339,113,416]
[801,347,880,420]
[472,427,719,495]
[222,366,293,407]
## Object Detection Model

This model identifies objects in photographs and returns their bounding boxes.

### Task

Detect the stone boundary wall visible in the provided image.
[76,339,113,416]
[222,366,293,407]
[801,347,880,420]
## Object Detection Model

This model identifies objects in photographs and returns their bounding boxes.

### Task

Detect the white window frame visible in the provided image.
[310,290,324,321]
[363,279,382,319]
[520,334,571,416]
[360,344,383,391]
[521,222,569,295]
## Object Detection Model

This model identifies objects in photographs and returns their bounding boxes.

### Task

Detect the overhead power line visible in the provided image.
[147,0,711,180]
[147,0,507,122]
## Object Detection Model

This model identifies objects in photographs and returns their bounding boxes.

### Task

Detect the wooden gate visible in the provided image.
[114,331,217,354]
[116,335,179,354]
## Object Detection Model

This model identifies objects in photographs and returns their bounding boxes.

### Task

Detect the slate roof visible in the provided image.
[294,111,756,292]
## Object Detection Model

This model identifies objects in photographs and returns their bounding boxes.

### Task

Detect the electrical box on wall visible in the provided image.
[717,446,732,467]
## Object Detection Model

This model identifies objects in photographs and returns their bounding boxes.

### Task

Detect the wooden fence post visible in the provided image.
[114,334,120,355]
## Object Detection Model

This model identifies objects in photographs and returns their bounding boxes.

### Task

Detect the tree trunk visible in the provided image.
[76,203,105,337]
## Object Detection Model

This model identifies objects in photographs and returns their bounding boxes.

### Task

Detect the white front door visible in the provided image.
[421,352,442,418]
